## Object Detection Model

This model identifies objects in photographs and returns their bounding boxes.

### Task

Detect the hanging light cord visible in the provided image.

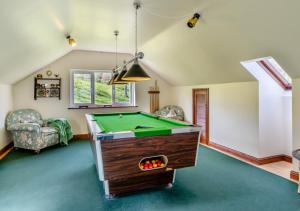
[135,3,139,56]
[114,30,119,72]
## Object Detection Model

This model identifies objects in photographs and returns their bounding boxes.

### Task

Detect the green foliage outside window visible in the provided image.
[73,72,132,105]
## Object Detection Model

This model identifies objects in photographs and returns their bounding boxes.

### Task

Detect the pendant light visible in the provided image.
[108,30,126,85]
[107,71,119,85]
[122,1,151,81]
[114,62,134,83]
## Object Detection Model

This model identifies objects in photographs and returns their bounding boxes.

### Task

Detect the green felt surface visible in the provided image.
[93,112,189,137]
[1,141,300,211]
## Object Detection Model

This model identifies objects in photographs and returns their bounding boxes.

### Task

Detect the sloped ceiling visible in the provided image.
[1,0,300,85]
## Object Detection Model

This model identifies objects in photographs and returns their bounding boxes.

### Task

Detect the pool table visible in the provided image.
[85,112,201,198]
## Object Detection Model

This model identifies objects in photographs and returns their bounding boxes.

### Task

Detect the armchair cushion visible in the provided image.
[7,123,41,133]
[41,127,57,135]
[6,109,43,129]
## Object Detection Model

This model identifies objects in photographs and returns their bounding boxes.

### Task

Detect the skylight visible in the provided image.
[241,57,292,90]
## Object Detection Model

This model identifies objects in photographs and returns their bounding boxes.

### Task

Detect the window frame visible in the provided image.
[70,69,136,108]
[257,60,292,90]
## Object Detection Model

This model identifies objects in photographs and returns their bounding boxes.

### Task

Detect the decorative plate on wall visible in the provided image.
[46,70,52,77]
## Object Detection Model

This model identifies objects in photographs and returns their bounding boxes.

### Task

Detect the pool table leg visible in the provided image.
[166,169,176,189]
[104,180,112,199]
[105,194,116,200]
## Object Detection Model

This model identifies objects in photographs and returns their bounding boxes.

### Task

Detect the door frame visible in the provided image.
[192,88,209,145]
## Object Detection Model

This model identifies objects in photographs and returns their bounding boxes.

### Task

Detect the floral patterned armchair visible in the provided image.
[155,105,185,121]
[6,109,59,153]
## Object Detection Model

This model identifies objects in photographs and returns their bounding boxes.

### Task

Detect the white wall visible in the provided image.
[258,83,292,157]
[171,81,260,157]
[0,84,13,149]
[292,78,300,170]
[13,50,172,135]
[242,61,292,157]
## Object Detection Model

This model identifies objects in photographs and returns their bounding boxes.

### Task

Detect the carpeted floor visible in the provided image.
[1,141,300,211]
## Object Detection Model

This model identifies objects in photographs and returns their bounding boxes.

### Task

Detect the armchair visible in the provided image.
[6,109,59,153]
[155,105,185,121]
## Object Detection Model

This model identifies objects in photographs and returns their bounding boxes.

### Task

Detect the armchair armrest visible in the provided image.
[7,123,41,133]
[42,119,49,127]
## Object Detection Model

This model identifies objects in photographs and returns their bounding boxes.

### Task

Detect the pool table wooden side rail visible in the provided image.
[101,132,199,181]
[85,113,202,197]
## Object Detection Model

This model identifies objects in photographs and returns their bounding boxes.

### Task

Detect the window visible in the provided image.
[257,58,292,90]
[70,70,135,107]
[241,57,292,91]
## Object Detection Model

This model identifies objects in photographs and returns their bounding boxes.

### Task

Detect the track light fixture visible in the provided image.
[187,13,201,28]
[66,34,77,47]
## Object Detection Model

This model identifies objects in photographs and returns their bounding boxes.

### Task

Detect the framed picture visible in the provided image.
[37,88,46,97]
[50,88,59,97]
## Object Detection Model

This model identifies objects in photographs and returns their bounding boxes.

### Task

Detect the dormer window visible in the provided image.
[241,57,292,90]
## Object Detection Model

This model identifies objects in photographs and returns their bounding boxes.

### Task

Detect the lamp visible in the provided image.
[107,71,119,85]
[123,59,151,81]
[114,63,136,84]
[187,13,200,28]
[66,34,77,47]
[122,1,151,81]
[108,30,127,85]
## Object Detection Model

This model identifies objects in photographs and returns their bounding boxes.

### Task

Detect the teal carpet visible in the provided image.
[1,141,300,211]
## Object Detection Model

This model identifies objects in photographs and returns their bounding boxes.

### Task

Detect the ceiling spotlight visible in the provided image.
[187,13,201,28]
[66,34,77,47]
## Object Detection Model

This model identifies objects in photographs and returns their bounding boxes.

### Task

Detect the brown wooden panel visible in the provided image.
[101,132,199,180]
[108,171,174,195]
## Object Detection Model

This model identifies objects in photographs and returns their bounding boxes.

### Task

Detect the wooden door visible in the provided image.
[193,89,209,144]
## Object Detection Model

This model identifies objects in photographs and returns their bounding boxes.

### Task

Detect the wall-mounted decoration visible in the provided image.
[148,80,160,113]
[34,77,61,100]
[37,88,46,97]
[50,88,60,97]
[46,70,52,77]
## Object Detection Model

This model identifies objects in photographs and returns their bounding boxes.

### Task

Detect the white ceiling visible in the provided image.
[1,0,300,85]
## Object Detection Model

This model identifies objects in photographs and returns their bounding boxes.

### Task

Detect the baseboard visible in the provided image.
[282,155,293,163]
[290,170,299,181]
[72,134,90,140]
[208,141,292,165]
[0,142,14,160]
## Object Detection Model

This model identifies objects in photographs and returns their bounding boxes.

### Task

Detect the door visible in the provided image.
[193,88,209,144]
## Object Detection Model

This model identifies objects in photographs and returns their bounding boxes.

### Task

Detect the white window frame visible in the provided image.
[70,69,136,108]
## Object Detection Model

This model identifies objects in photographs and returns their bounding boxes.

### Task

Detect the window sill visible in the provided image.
[68,105,138,110]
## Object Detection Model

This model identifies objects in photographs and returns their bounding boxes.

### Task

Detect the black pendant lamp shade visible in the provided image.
[107,72,119,85]
[113,70,127,84]
[114,66,132,84]
[122,60,151,81]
